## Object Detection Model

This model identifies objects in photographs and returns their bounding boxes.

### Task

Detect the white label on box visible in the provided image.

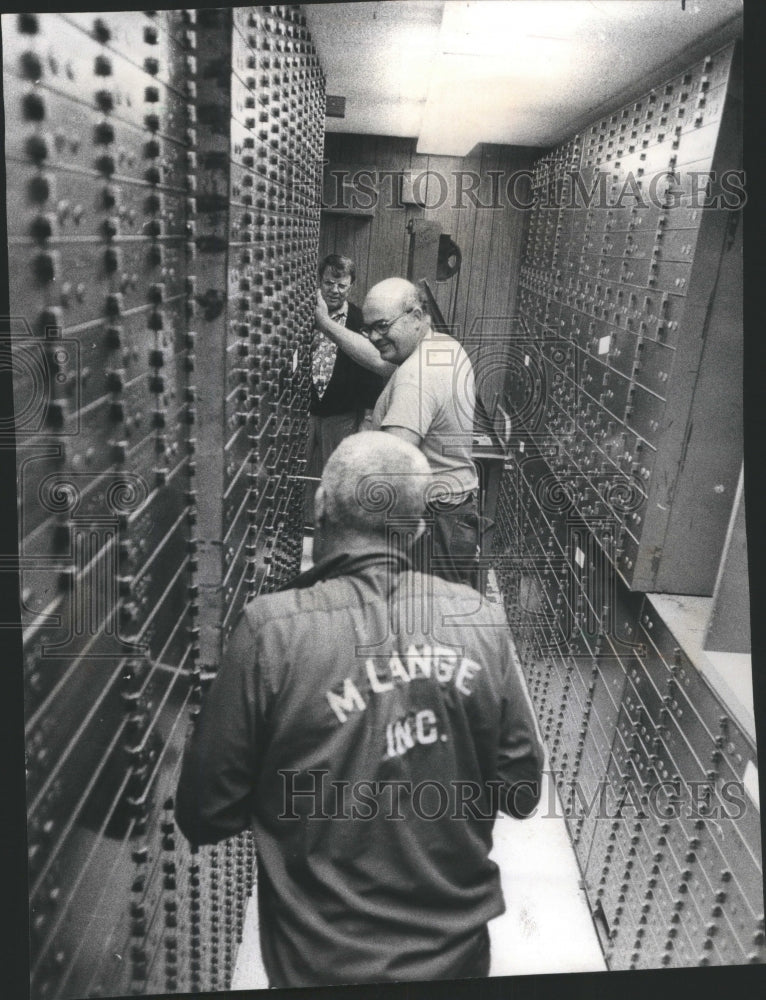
[292,349,298,373]
[524,354,530,366]
[744,760,760,811]
[598,335,611,355]
[497,404,512,443]
[519,440,525,453]
[575,546,585,568]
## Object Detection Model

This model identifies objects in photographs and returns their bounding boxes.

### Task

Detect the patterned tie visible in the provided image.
[311,311,346,398]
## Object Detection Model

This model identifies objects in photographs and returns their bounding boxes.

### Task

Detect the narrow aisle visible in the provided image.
[231,896,268,991]
[482,573,605,974]
[487,770,606,976]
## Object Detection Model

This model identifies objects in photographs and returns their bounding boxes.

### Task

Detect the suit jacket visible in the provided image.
[309,301,388,416]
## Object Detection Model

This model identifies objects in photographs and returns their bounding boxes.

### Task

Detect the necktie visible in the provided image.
[311,312,345,398]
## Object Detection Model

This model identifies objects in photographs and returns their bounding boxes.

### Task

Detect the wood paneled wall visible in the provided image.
[320,135,534,327]
[319,133,536,422]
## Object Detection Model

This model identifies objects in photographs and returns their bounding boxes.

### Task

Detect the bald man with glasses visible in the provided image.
[315,276,480,589]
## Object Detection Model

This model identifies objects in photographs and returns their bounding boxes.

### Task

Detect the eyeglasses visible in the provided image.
[360,308,413,339]
[320,278,352,292]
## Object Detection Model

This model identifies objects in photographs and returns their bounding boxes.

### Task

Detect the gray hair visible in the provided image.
[320,432,431,536]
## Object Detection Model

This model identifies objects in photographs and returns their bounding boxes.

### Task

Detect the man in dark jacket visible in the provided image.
[304,254,392,522]
[176,432,545,988]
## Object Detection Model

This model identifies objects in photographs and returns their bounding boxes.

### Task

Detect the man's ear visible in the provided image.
[411,305,426,329]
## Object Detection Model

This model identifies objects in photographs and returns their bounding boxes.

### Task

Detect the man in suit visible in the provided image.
[304,254,393,523]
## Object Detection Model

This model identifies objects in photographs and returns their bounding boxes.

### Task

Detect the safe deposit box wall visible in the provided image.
[4,7,323,996]
[493,40,763,970]
[3,7,763,996]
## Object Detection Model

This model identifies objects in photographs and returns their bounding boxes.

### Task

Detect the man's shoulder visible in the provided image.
[422,330,472,363]
[346,301,363,331]
[406,571,510,621]
[242,575,359,627]
[395,337,461,396]
[408,331,462,364]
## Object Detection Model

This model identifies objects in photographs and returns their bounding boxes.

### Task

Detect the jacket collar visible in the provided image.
[279,549,411,592]
[330,300,349,323]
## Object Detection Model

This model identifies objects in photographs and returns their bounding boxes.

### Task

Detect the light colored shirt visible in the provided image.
[372,329,478,501]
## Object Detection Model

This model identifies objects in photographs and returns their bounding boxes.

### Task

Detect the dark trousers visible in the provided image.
[413,492,481,590]
[303,410,371,525]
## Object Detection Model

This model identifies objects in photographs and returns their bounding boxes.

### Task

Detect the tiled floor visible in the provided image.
[231,897,269,991]
[231,556,606,988]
